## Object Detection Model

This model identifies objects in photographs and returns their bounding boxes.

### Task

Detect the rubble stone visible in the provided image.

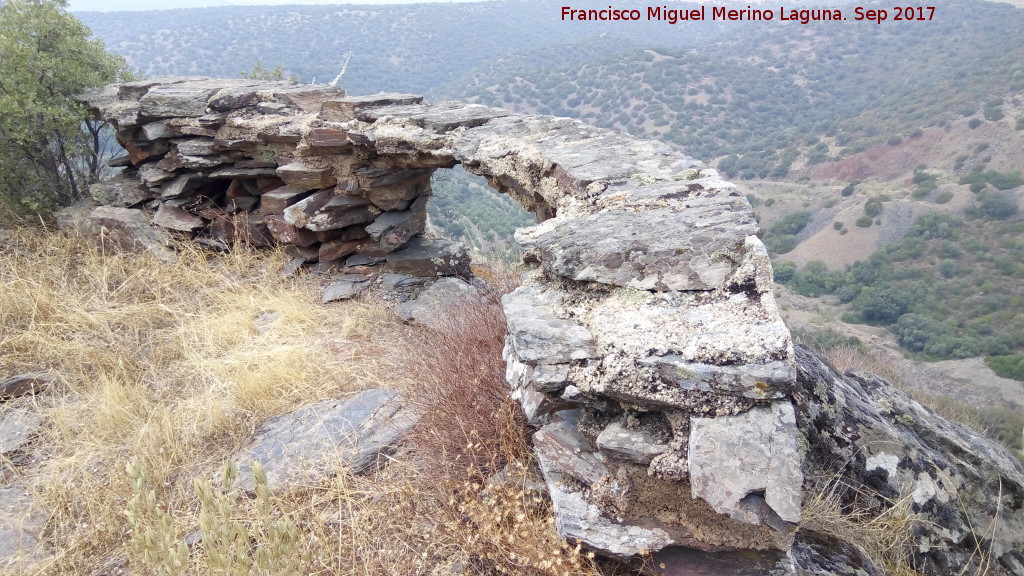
[233,389,419,493]
[385,237,469,278]
[89,173,153,207]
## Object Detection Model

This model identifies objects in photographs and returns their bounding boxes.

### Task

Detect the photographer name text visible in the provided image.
[560,5,936,24]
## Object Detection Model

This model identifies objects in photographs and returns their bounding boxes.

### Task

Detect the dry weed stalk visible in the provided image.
[405,286,527,476]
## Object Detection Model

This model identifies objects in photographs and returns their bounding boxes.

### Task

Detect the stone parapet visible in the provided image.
[78,75,799,561]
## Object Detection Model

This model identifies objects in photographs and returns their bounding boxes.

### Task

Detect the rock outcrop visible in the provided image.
[233,388,420,494]
[795,344,1024,576]
[76,77,1024,576]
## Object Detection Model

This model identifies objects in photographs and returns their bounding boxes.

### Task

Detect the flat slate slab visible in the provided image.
[501,287,597,366]
[320,93,423,121]
[89,174,153,207]
[138,78,229,118]
[384,237,470,278]
[321,275,372,303]
[0,485,48,569]
[394,277,482,329]
[233,388,420,493]
[0,408,42,455]
[533,411,675,557]
[357,101,509,131]
[0,373,53,400]
[689,402,803,525]
[517,203,756,292]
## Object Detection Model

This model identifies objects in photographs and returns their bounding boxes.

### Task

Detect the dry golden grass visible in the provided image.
[800,472,923,576]
[0,226,622,575]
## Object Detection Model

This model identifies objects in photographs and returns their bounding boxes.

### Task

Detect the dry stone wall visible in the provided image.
[77,77,1024,576]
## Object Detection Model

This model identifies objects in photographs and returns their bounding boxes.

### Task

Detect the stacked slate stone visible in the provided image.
[79,78,1024,576]
[76,77,804,566]
[79,77,466,275]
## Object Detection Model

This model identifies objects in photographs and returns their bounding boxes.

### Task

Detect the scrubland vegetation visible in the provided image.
[69,0,1024,371]
[777,202,1024,375]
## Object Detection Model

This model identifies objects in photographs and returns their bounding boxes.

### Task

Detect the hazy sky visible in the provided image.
[70,0,490,12]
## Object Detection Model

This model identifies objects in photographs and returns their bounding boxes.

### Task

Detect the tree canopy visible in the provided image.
[0,0,126,215]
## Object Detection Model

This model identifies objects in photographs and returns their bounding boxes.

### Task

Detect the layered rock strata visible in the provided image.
[77,77,1024,575]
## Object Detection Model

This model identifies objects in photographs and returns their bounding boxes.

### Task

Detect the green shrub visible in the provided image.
[790,260,843,297]
[864,199,884,217]
[979,192,1019,219]
[766,234,798,254]
[985,170,1024,190]
[836,284,862,303]
[985,355,1024,381]
[774,261,797,283]
[771,211,812,236]
[833,221,844,231]
[855,215,874,227]
[968,118,982,129]
[934,190,954,204]
[860,286,914,324]
[984,106,1004,122]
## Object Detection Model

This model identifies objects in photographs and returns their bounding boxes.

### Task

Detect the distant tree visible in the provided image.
[770,211,812,236]
[0,0,126,215]
[773,260,797,283]
[791,260,843,297]
[860,286,914,324]
[864,198,884,217]
[240,59,292,82]
[979,192,1019,220]
[766,234,798,254]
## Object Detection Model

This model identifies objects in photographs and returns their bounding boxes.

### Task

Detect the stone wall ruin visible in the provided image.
[77,77,1024,575]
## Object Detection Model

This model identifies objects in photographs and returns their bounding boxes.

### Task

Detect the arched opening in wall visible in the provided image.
[427,166,535,262]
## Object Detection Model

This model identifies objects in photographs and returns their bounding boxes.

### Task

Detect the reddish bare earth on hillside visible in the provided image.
[802,120,1022,182]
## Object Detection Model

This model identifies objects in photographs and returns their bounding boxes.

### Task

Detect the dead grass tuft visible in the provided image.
[801,473,923,576]
[821,345,905,385]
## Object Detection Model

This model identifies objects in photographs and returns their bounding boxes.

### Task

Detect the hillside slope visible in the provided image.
[76,0,726,96]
